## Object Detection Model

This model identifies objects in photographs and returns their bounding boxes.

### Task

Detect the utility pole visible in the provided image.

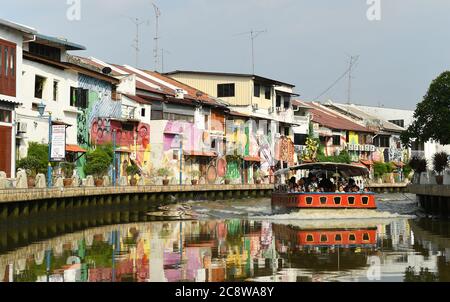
[234,29,267,74]
[347,55,359,105]
[152,3,161,72]
[126,16,146,68]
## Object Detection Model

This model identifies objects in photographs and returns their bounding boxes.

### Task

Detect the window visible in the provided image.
[254,83,260,97]
[284,97,290,109]
[276,95,282,107]
[349,234,356,241]
[163,112,194,123]
[374,135,390,148]
[306,234,314,242]
[332,135,341,146]
[53,80,59,101]
[389,119,405,128]
[411,140,425,151]
[306,197,313,205]
[284,127,290,136]
[335,234,342,242]
[348,197,355,205]
[363,233,370,241]
[320,197,327,205]
[70,86,88,108]
[362,197,369,205]
[294,134,307,145]
[151,110,163,120]
[320,235,328,242]
[217,83,235,97]
[141,108,146,117]
[0,109,12,123]
[265,87,271,100]
[29,42,61,61]
[0,39,17,97]
[34,75,46,99]
[334,197,341,205]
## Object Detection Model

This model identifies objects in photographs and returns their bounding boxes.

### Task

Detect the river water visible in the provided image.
[1,193,449,282]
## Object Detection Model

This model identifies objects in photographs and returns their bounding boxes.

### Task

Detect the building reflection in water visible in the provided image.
[1,218,450,282]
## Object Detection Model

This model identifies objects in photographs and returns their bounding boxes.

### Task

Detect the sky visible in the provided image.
[2,0,450,110]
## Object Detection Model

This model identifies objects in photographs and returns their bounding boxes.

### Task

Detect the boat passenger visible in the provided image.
[336,185,345,193]
[305,173,318,192]
[319,174,333,192]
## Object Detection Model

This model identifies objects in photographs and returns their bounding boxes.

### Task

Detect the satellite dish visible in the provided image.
[102,67,112,75]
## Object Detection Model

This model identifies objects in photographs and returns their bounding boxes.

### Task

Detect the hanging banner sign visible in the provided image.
[51,125,66,162]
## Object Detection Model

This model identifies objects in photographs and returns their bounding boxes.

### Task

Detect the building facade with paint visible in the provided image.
[0,19,35,177]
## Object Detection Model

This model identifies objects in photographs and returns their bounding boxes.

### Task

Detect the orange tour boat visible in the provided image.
[272,162,377,210]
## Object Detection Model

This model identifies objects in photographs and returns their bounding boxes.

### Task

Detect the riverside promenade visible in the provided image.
[0,184,274,220]
[409,184,450,217]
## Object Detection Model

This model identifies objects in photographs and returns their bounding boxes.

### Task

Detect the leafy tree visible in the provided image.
[401,71,450,146]
[84,144,113,179]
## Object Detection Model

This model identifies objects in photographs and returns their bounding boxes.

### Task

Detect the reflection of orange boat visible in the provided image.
[272,163,377,210]
[273,224,377,246]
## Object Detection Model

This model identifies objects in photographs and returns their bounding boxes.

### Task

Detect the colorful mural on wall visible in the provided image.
[76,74,151,177]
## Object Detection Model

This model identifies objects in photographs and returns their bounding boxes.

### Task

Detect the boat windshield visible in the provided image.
[274,162,370,194]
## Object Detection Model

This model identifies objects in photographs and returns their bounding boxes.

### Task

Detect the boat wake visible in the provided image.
[250,209,416,222]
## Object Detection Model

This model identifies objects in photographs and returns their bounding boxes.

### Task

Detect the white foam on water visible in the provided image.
[232,206,271,213]
[270,218,401,230]
[250,209,416,221]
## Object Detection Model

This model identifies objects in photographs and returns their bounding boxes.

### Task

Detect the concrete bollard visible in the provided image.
[103,176,111,187]
[85,176,95,187]
[35,173,47,188]
[54,177,64,188]
[15,169,28,189]
[0,171,7,189]
[119,176,128,187]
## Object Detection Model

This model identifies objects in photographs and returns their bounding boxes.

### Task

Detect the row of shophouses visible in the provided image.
[0,18,440,184]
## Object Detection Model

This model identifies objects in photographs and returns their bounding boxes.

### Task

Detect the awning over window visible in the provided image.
[184,151,217,157]
[244,156,261,162]
[66,144,87,153]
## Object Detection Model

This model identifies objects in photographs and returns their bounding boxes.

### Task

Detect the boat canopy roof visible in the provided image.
[274,162,370,177]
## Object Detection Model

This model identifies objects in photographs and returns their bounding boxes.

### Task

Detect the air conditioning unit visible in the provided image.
[175,89,185,99]
[276,107,282,113]
[17,122,27,134]
[364,145,370,151]
[370,145,376,152]
[348,144,354,151]
[252,104,259,111]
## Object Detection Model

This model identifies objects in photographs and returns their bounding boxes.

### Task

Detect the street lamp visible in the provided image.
[106,122,117,187]
[37,101,53,188]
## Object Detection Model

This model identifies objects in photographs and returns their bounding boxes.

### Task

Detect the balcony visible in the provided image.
[411,150,425,158]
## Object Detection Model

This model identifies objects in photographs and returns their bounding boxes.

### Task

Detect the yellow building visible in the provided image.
[164,71,296,111]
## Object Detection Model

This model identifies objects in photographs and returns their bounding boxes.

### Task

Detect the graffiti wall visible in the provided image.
[76,74,151,177]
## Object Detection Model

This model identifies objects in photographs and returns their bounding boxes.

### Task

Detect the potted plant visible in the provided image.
[254,169,263,185]
[126,164,140,186]
[409,156,428,184]
[17,156,40,188]
[61,162,75,187]
[433,152,448,185]
[190,170,201,185]
[157,168,171,186]
[85,147,112,187]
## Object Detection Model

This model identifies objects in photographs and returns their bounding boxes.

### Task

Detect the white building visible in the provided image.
[0,19,36,177]
[355,104,450,165]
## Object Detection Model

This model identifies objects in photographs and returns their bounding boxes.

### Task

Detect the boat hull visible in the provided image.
[271,192,377,210]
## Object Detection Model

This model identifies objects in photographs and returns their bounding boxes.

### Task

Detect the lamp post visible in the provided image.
[37,102,53,188]
[106,123,117,187]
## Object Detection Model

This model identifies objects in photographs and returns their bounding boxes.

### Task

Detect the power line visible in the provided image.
[347,55,360,104]
[314,56,359,101]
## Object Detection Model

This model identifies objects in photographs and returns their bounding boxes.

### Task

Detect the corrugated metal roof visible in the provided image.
[35,34,86,51]
[297,100,374,133]
[0,18,37,35]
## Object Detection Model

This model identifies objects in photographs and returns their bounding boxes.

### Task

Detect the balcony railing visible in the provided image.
[411,150,425,158]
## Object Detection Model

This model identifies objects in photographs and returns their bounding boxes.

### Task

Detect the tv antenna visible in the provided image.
[124,16,148,68]
[234,29,267,74]
[152,3,162,71]
[347,55,360,105]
